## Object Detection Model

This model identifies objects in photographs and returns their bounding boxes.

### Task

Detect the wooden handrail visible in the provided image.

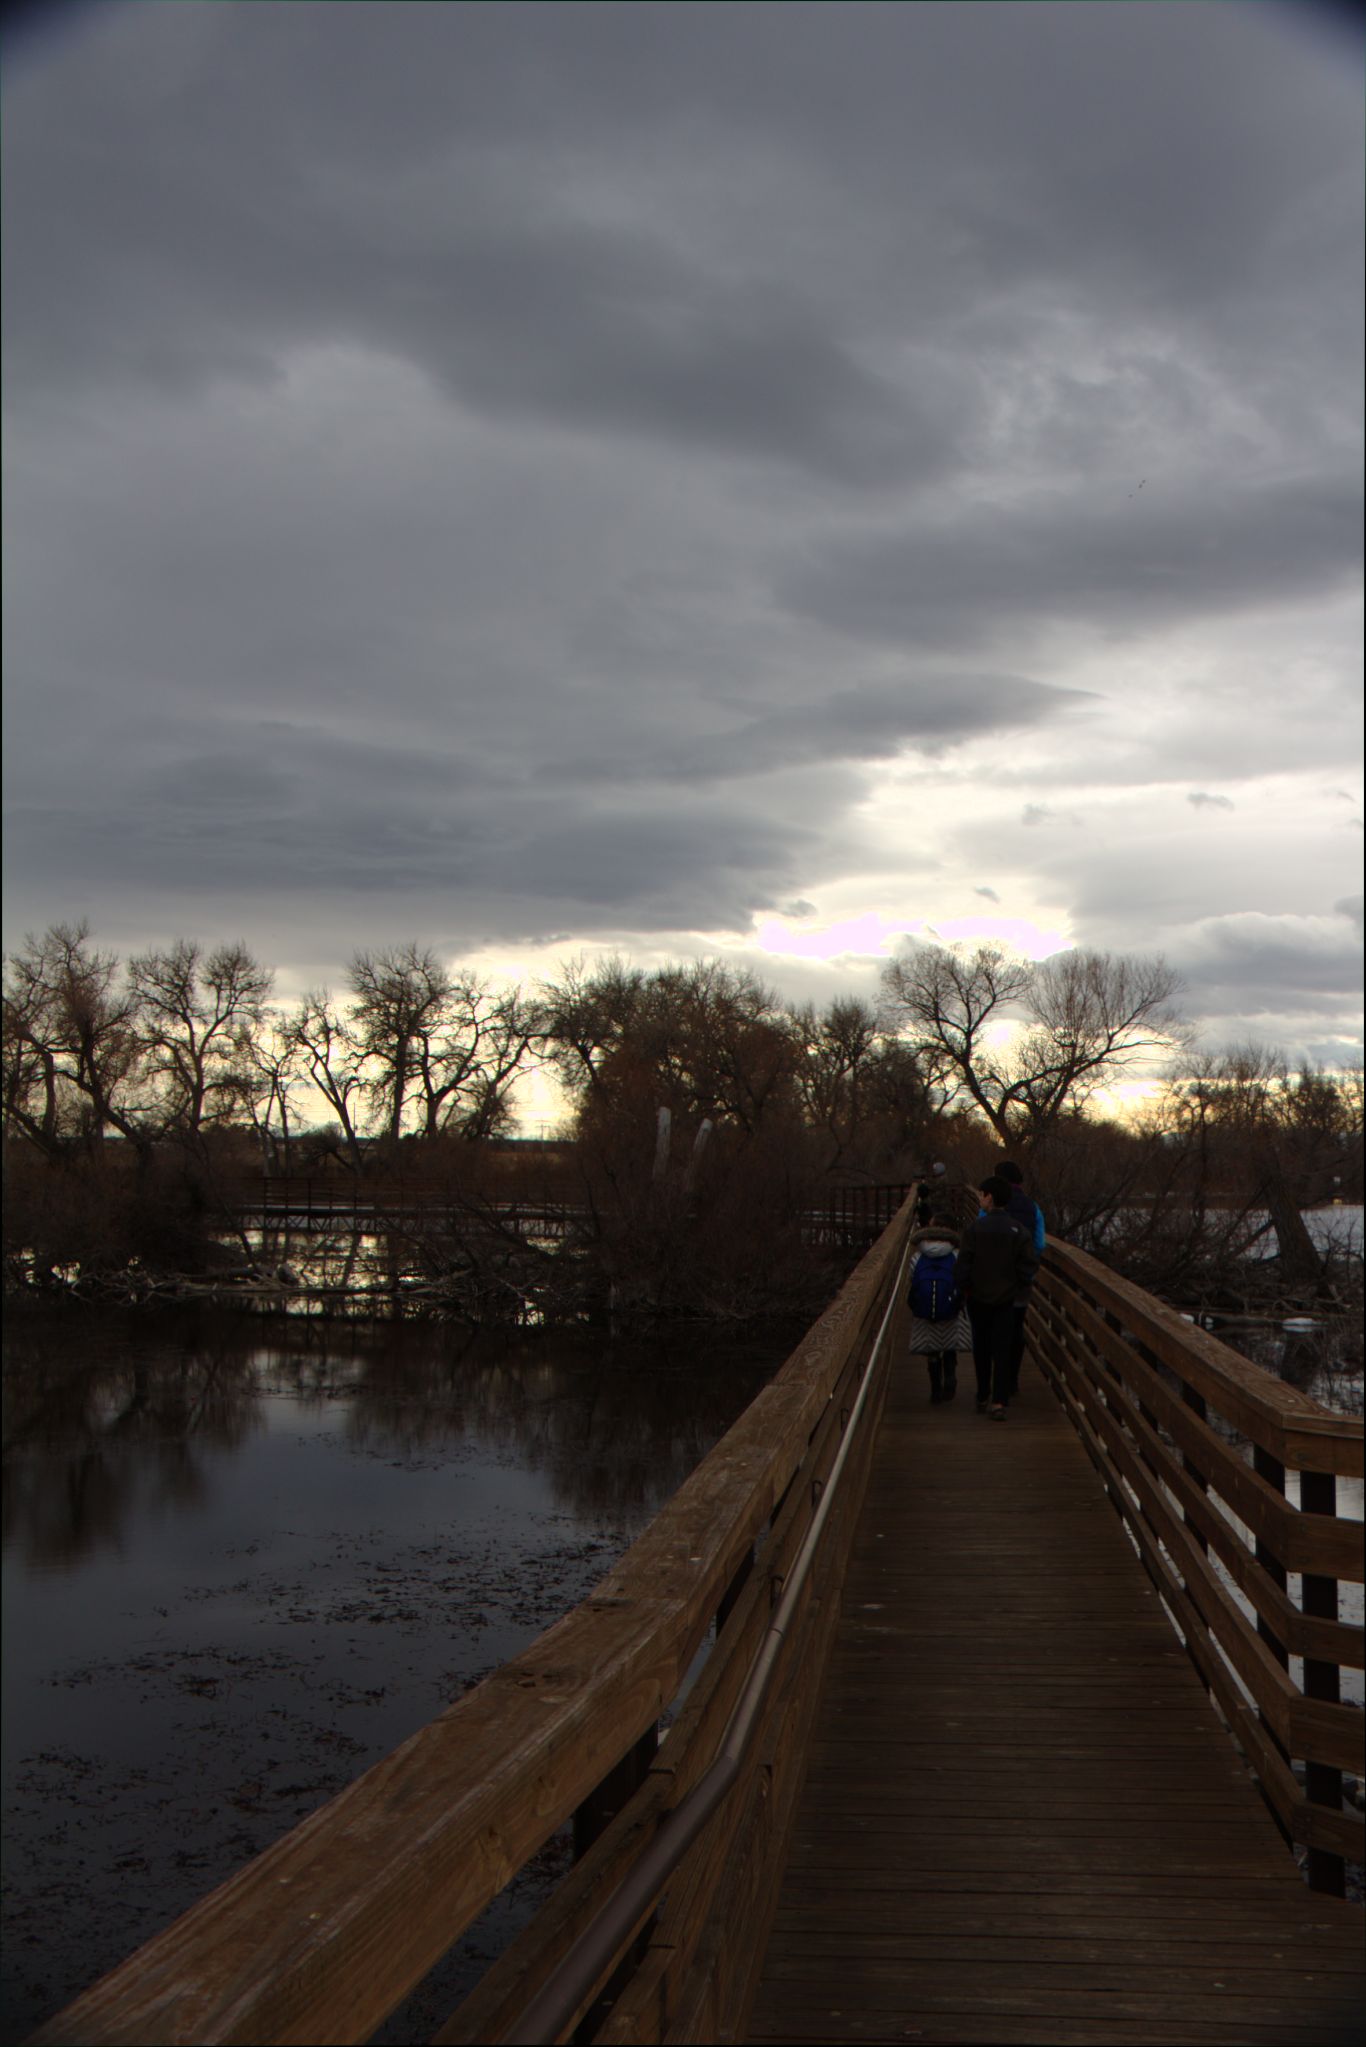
[1043,1240,1364,1475]
[1033,1239,1364,1895]
[32,1203,917,2047]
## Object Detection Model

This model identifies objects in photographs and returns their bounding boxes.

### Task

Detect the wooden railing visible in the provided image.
[1031,1239,1364,1893]
[33,1201,917,2047]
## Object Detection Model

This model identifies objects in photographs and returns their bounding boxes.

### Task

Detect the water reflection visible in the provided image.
[3,1321,265,1569]
[2,1307,786,1569]
[1,1302,791,2044]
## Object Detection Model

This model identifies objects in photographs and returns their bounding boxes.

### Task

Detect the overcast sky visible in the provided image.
[3,0,1362,1114]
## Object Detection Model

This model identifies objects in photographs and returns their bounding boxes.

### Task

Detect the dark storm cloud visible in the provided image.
[2,0,1362,1067]
[780,473,1363,652]
[0,9,950,486]
[5,704,824,939]
[7,4,1357,481]
[1168,909,1365,1056]
[551,673,1089,785]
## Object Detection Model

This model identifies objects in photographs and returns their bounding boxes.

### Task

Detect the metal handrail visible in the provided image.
[508,1236,913,2045]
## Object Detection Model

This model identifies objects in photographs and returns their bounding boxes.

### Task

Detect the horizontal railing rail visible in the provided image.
[32,1201,917,2047]
[1031,1239,1364,1895]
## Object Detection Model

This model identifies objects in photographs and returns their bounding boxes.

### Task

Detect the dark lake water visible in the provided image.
[1,1304,792,2042]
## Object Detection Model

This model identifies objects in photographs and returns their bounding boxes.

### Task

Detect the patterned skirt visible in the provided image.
[907,1308,972,1354]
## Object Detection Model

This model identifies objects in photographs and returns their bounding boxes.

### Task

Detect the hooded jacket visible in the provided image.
[956,1207,1038,1309]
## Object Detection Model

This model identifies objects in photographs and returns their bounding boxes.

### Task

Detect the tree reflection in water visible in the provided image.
[1,1302,793,2043]
[3,1316,265,1568]
[4,1309,788,1563]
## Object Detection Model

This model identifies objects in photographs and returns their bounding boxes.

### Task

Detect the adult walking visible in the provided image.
[997,1159,1045,1398]
[957,1174,1039,1417]
[905,1211,971,1403]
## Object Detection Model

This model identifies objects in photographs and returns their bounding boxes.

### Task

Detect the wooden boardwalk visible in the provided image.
[748,1356,1365,2047]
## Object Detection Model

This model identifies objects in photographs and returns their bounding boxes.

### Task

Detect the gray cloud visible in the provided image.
[1019,805,1083,829]
[1175,910,1363,1003]
[2,2,1361,1072]
[780,473,1362,655]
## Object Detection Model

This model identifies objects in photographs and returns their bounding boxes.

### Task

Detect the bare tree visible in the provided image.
[1157,1042,1359,1288]
[1009,949,1187,1137]
[879,942,1031,1139]
[283,993,367,1172]
[793,997,877,1169]
[647,962,799,1136]
[537,957,798,1132]
[535,956,649,1107]
[237,1015,301,1172]
[405,974,538,1140]
[881,941,1185,1147]
[130,940,273,1142]
[346,946,539,1144]
[2,924,150,1154]
[3,957,63,1157]
[347,944,455,1144]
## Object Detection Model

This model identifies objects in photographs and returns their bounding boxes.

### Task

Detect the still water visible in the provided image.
[1,1305,790,2041]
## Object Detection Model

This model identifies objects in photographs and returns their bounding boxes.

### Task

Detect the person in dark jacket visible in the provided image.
[997,1159,1045,1397]
[957,1174,1039,1416]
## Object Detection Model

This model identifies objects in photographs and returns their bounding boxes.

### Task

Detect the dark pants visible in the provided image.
[927,1351,958,1398]
[969,1303,1015,1406]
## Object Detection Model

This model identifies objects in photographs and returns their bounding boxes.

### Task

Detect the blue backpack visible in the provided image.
[910,1248,960,1322]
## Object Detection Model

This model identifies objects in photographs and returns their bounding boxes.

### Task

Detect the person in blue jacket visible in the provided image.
[996,1159,1044,1396]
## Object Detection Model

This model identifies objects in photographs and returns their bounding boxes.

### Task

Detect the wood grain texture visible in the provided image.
[746,1356,1365,2047]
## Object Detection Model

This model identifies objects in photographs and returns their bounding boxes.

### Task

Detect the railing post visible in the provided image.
[1252,1446,1290,1673]
[1299,1468,1346,1898]
[1181,1383,1210,1555]
[1252,1445,1293,1844]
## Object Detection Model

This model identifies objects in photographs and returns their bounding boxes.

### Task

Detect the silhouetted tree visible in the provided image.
[881,941,1185,1148]
[2,923,150,1155]
[282,993,367,1172]
[130,939,273,1142]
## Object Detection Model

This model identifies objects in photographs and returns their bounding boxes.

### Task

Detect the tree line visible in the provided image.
[2,923,1197,1163]
[4,921,1360,1310]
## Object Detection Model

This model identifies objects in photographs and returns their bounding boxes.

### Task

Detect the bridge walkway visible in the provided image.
[748,1358,1364,2047]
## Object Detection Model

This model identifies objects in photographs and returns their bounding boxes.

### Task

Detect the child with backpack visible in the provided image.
[906,1212,971,1402]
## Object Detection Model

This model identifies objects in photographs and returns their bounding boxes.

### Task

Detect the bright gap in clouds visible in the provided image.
[751,911,1074,964]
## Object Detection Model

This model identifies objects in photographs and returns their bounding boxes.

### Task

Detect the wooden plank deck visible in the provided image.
[747,1355,1365,2046]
